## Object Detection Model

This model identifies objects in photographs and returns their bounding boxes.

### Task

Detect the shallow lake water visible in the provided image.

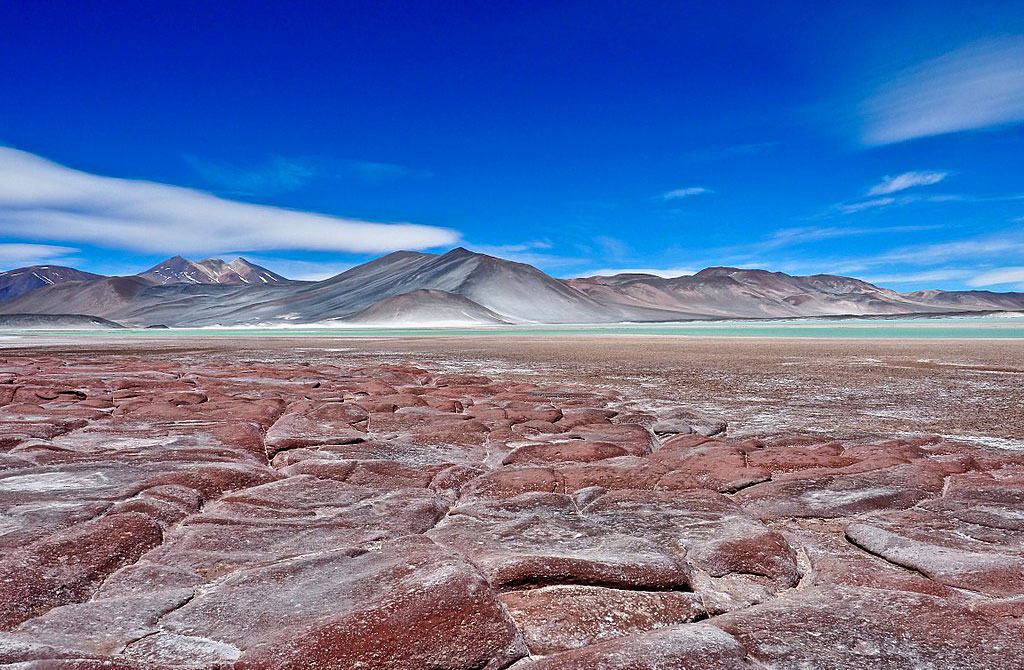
[3,316,1024,339]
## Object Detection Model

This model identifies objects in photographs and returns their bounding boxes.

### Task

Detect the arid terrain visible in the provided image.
[1,335,1022,668]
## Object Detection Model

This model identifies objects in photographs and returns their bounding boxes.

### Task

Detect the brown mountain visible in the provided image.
[568,266,956,318]
[0,265,103,303]
[137,256,288,285]
[1,249,1022,326]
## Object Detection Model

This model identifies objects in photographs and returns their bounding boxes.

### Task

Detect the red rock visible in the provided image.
[8,589,193,656]
[142,463,279,500]
[430,463,487,493]
[159,536,526,670]
[651,440,771,493]
[0,512,163,629]
[734,457,971,520]
[559,458,669,492]
[503,440,628,465]
[502,403,564,424]
[264,401,369,455]
[774,519,956,598]
[613,410,658,427]
[845,509,1024,597]
[563,423,656,456]
[744,439,853,472]
[428,493,690,590]
[277,458,357,481]
[500,585,706,654]
[555,408,616,429]
[583,490,799,589]
[713,586,1024,669]
[211,421,267,458]
[0,354,1021,669]
[137,476,446,577]
[511,419,567,437]
[520,624,750,669]
[462,467,566,498]
[467,406,509,421]
[405,418,491,447]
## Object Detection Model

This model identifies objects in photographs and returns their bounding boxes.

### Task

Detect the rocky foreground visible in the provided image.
[0,352,1022,668]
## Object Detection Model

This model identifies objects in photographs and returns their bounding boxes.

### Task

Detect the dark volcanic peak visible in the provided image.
[138,256,288,285]
[0,265,103,303]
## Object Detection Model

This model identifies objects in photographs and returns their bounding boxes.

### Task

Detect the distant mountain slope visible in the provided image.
[1,248,1023,327]
[138,256,288,285]
[243,247,691,324]
[0,313,125,329]
[0,276,297,327]
[340,289,511,325]
[569,267,950,318]
[903,289,1024,312]
[0,276,154,317]
[0,265,103,303]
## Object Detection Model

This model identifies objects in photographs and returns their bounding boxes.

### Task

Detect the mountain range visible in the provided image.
[0,247,1021,327]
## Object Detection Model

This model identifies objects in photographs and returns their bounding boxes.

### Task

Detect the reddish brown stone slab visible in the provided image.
[518,624,750,669]
[500,585,706,654]
[713,586,1024,669]
[0,512,163,629]
[428,492,691,590]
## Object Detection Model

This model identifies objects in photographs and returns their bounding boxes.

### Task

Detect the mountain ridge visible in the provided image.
[138,256,288,285]
[0,249,1021,326]
[0,265,104,303]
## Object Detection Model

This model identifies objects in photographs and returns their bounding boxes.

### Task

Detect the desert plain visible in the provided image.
[0,334,1022,668]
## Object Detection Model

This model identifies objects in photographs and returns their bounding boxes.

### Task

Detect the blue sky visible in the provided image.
[1,0,1023,289]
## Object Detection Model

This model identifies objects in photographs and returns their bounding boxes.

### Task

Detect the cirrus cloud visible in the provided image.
[860,37,1024,145]
[967,266,1024,288]
[867,171,949,196]
[0,147,460,256]
[0,243,81,269]
[662,186,711,200]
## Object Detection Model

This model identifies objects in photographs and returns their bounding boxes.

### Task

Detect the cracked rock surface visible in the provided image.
[0,349,1021,668]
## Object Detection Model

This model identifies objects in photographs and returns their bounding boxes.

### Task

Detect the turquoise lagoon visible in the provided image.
[3,315,1024,339]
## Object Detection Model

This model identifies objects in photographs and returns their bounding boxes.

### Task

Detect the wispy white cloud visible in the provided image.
[825,190,1021,218]
[0,147,460,256]
[592,235,630,260]
[782,228,1024,284]
[862,269,973,284]
[860,37,1024,145]
[758,224,940,249]
[867,171,949,195]
[0,243,81,270]
[967,266,1024,288]
[471,240,554,255]
[875,230,1024,266]
[833,197,897,214]
[662,187,711,200]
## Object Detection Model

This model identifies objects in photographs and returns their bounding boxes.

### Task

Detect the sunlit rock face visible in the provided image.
[0,351,1022,668]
